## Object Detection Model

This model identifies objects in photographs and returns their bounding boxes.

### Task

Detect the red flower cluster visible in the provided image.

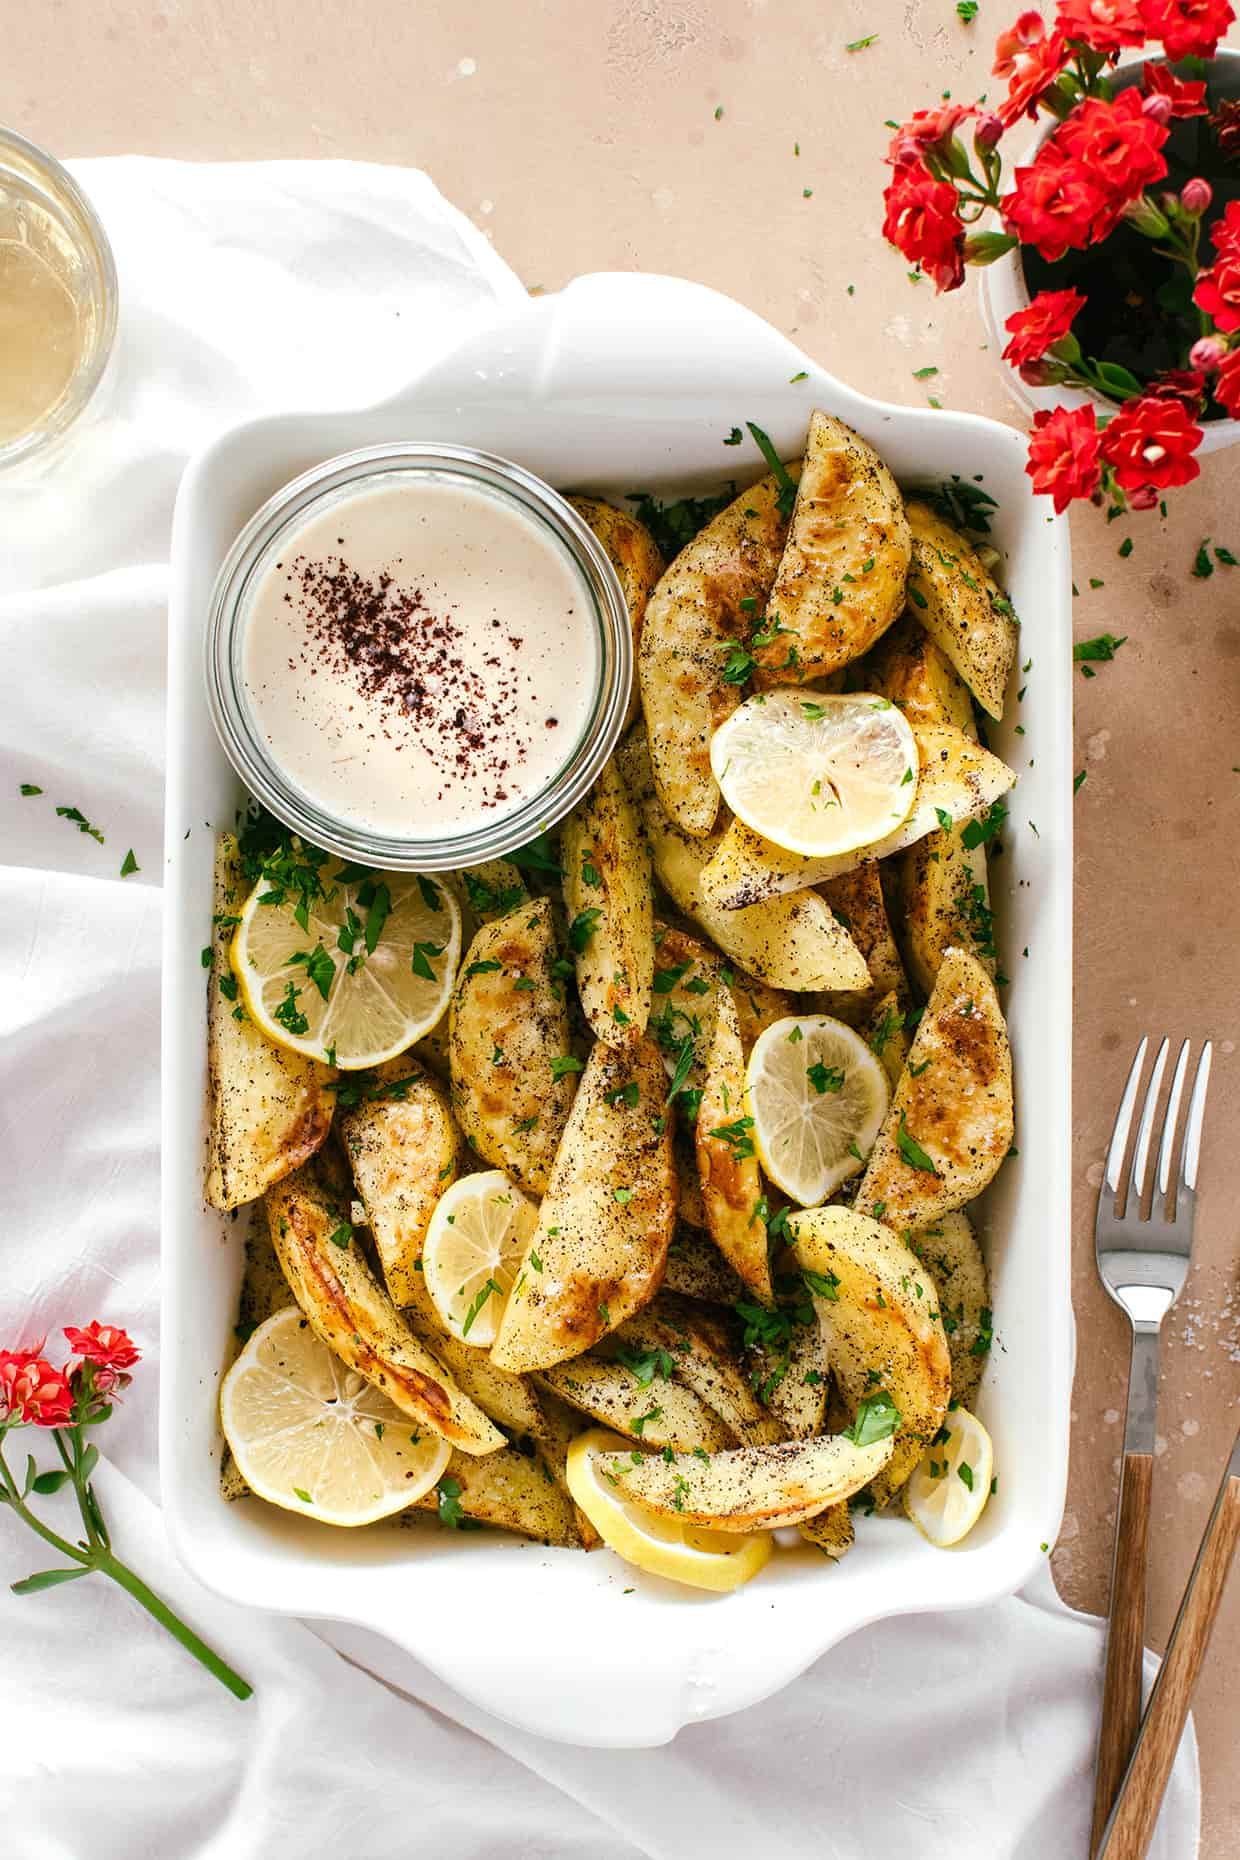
[887,103,977,167]
[1026,405,1103,511]
[1140,60,1209,118]
[1103,393,1204,494]
[1138,0,1235,60]
[994,12,1071,125]
[881,169,966,290]
[1002,287,1087,365]
[1057,0,1146,53]
[0,1323,140,1427]
[1003,91,1169,259]
[1193,201,1240,332]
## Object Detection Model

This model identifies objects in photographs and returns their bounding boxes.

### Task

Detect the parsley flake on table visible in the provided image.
[19,783,42,796]
[845,33,878,50]
[119,849,140,877]
[55,804,105,845]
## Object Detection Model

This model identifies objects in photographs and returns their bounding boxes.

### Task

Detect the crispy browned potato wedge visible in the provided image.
[696,985,770,1300]
[791,1204,951,1506]
[853,947,1013,1233]
[568,496,664,733]
[401,1301,548,1439]
[864,613,977,737]
[904,500,1018,720]
[596,1431,892,1531]
[863,991,911,1092]
[798,1502,854,1561]
[562,761,654,1047]
[338,1061,458,1307]
[697,723,1015,909]
[536,1355,734,1452]
[759,1313,829,1441]
[448,897,575,1194]
[534,1389,603,1548]
[401,1444,587,1545]
[648,921,790,1092]
[912,1208,991,1411]
[266,1168,504,1455]
[638,472,795,835]
[663,1224,746,1304]
[205,835,335,1211]
[619,1297,783,1448]
[815,864,908,1024]
[620,729,870,992]
[491,1037,676,1372]
[895,827,995,997]
[753,410,910,683]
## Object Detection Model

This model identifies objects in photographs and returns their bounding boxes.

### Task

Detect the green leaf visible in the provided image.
[843,1390,901,1446]
[1192,539,1214,579]
[1093,360,1143,401]
[12,1566,90,1595]
[79,1444,99,1482]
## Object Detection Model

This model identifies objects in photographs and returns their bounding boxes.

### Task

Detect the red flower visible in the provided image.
[1194,255,1240,332]
[1026,404,1103,510]
[1002,143,1109,260]
[1141,60,1209,118]
[1100,394,1203,492]
[1207,199,1240,264]
[1057,91,1170,207]
[64,1322,140,1372]
[887,103,977,166]
[1056,0,1146,51]
[0,1352,76,1427]
[1138,0,1235,59]
[1213,349,1240,416]
[1147,369,1207,413]
[882,167,966,290]
[994,14,1072,125]
[1002,287,1087,364]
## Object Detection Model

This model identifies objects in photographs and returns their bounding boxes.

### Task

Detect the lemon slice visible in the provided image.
[904,1406,994,1548]
[220,1308,450,1526]
[232,860,460,1069]
[421,1169,539,1347]
[566,1428,772,1593]
[745,1014,890,1206]
[710,690,918,857]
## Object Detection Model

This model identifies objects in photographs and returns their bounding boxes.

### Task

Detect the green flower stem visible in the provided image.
[95,1552,253,1701]
[0,1442,89,1565]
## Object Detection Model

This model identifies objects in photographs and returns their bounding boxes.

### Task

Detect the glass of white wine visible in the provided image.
[0,126,117,472]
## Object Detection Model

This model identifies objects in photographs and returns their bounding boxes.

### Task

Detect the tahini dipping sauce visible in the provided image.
[241,474,600,837]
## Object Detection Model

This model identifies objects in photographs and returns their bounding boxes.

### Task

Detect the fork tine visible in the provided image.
[1181,1042,1213,1195]
[1153,1039,1192,1216]
[1130,1037,1170,1211]
[1104,1037,1148,1198]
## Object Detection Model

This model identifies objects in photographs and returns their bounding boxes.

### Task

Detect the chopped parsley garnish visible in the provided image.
[629,1406,663,1436]
[606,1081,641,1110]
[896,1113,939,1175]
[653,962,692,994]
[845,32,878,49]
[1074,633,1127,668]
[912,366,938,379]
[465,958,503,979]
[843,1390,901,1446]
[724,426,743,445]
[272,980,309,1037]
[19,783,42,796]
[624,487,734,561]
[615,1343,675,1386]
[957,1,978,21]
[613,1186,634,1204]
[410,940,444,982]
[218,973,239,1002]
[463,871,525,918]
[708,1115,755,1160]
[802,1267,840,1301]
[119,849,139,878]
[551,1054,585,1081]
[721,640,758,685]
[55,804,105,845]
[958,1461,975,1491]
[437,1476,481,1530]
[510,831,564,877]
[462,1277,502,1338]
[971,1306,994,1357]
[1118,536,1133,558]
[745,421,799,518]
[569,907,603,953]
[960,799,1007,850]
[288,943,336,1002]
[327,1222,353,1250]
[928,477,998,535]
[1074,769,1087,794]
[806,1061,845,1095]
[416,875,442,912]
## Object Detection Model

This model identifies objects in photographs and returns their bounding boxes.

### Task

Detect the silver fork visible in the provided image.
[1089,1036,1212,1856]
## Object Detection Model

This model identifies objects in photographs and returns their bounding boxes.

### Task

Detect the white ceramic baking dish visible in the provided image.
[161,272,1074,1748]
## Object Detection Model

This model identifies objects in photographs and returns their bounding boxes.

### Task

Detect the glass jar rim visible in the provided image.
[0,126,118,473]
[203,442,633,872]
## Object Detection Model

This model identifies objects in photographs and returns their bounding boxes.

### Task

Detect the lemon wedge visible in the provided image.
[566,1428,772,1593]
[232,861,460,1069]
[220,1308,450,1526]
[421,1169,539,1347]
[745,1013,890,1206]
[709,689,918,857]
[904,1406,994,1548]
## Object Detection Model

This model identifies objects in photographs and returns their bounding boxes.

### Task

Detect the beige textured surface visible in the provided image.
[5,1,1239,1848]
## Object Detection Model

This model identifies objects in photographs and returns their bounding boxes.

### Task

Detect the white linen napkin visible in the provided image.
[0,158,1199,1860]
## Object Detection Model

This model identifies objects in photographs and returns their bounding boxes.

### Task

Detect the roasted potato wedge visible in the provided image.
[619,729,870,992]
[663,1223,746,1305]
[904,500,1018,721]
[619,1296,783,1448]
[791,1204,951,1505]
[697,723,1015,909]
[267,1168,505,1455]
[815,864,908,1024]
[205,835,335,1211]
[596,1432,892,1531]
[759,1313,829,1441]
[895,826,995,997]
[863,991,911,1092]
[853,947,1013,1232]
[401,1301,548,1439]
[913,1208,991,1410]
[491,1037,676,1372]
[535,1389,603,1548]
[448,897,575,1194]
[798,1502,854,1561]
[638,472,794,834]
[458,859,529,926]
[696,985,770,1300]
[753,410,910,682]
[864,613,977,737]
[568,495,664,733]
[339,1061,458,1306]
[402,1444,586,1545]
[562,760,654,1047]
[537,1355,734,1452]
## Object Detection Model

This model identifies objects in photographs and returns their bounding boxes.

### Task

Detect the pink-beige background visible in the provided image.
[4,1,1238,1851]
